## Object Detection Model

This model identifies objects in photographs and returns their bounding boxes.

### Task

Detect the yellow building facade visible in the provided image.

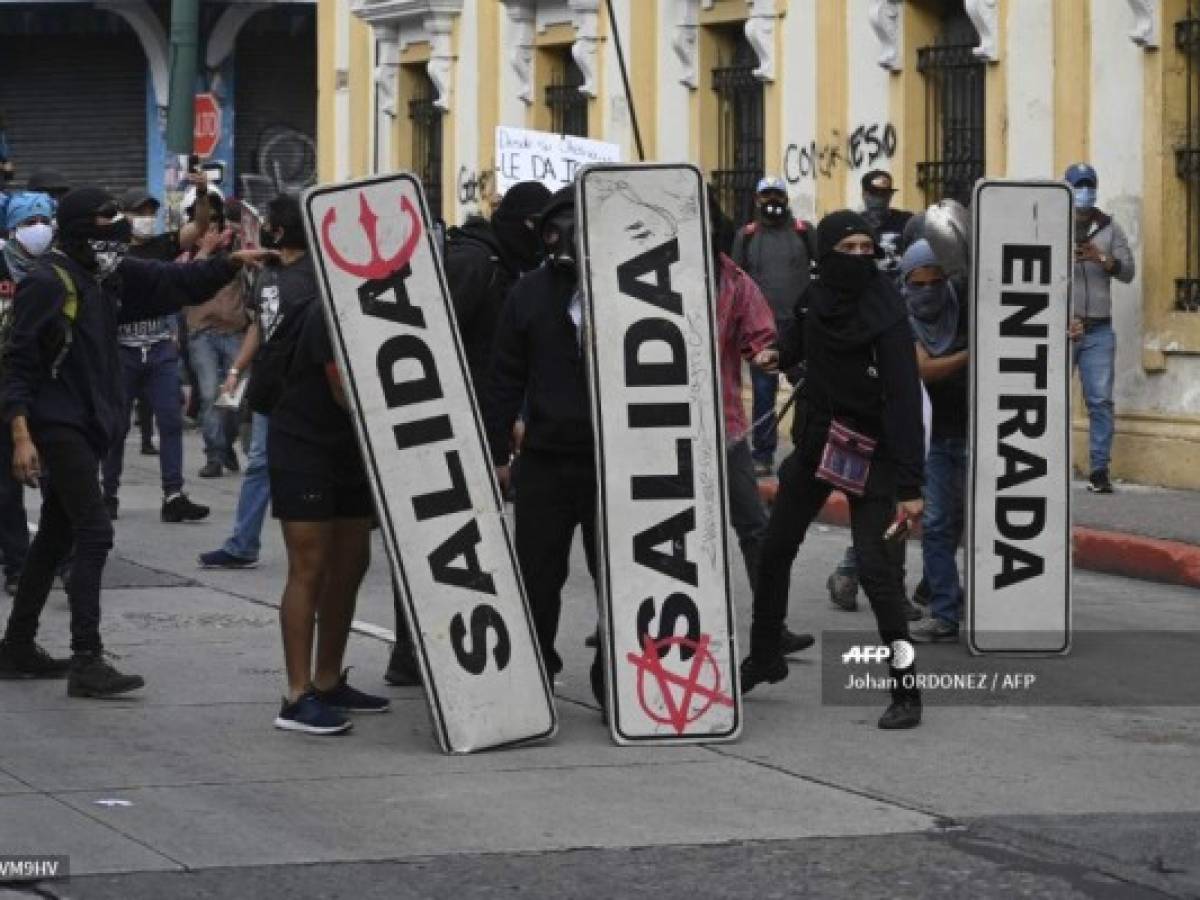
[319,0,1200,490]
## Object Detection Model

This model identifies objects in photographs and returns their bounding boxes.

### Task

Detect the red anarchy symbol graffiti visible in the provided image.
[321,192,422,280]
[626,634,734,735]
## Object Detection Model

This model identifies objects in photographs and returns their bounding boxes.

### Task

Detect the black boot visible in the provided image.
[878,667,922,729]
[0,639,71,679]
[383,641,421,687]
[67,653,145,698]
[739,654,788,694]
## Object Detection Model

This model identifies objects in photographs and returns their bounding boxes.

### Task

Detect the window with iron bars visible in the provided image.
[1177,2,1200,312]
[409,72,444,222]
[916,9,985,207]
[711,32,764,228]
[545,50,589,137]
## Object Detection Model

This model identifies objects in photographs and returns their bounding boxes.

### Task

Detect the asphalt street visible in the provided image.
[0,431,1197,899]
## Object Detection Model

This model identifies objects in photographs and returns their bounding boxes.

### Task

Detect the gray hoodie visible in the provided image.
[730,218,813,325]
[1072,212,1135,320]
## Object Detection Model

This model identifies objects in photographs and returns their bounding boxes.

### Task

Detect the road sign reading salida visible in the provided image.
[193,93,221,159]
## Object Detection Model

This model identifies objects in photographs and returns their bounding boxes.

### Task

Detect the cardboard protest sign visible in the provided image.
[495,126,620,194]
[968,179,1073,655]
[304,173,557,752]
[577,163,742,744]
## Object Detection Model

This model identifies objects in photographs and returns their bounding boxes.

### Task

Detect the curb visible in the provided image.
[757,479,1200,591]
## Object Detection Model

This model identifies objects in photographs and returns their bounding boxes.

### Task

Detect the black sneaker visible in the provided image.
[67,654,145,698]
[878,697,922,729]
[141,440,158,456]
[197,549,258,570]
[912,578,931,608]
[384,644,422,687]
[313,670,390,714]
[0,640,71,679]
[103,495,119,521]
[910,617,960,643]
[780,627,815,656]
[162,493,210,523]
[197,461,223,478]
[1088,468,1115,494]
[275,691,352,735]
[223,451,241,474]
[739,655,788,694]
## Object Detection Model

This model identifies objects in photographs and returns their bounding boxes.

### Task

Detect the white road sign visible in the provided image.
[578,164,742,744]
[304,173,557,752]
[968,179,1074,655]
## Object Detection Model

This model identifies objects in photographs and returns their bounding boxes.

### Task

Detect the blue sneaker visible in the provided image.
[274,691,352,735]
[314,669,391,714]
[198,549,258,570]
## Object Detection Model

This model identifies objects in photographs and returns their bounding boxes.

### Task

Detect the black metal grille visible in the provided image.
[916,13,986,207]
[1177,3,1200,311]
[711,35,764,227]
[545,51,589,137]
[408,73,444,222]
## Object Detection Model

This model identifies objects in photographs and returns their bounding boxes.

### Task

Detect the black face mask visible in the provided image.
[259,225,283,251]
[62,217,133,275]
[819,252,878,296]
[760,201,788,223]
[493,211,542,272]
[541,209,577,272]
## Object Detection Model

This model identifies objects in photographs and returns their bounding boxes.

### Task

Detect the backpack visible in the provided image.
[245,301,306,416]
[0,260,83,380]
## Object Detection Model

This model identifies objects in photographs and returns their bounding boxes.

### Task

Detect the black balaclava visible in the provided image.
[816,209,879,297]
[539,187,577,273]
[758,192,789,226]
[56,186,132,277]
[493,181,552,272]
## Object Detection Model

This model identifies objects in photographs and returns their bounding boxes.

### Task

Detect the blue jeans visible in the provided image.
[1072,322,1115,473]
[190,330,243,464]
[222,413,270,562]
[102,341,184,497]
[750,367,779,465]
[921,435,967,626]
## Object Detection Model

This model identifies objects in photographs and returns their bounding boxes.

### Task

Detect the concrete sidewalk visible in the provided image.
[759,478,1200,590]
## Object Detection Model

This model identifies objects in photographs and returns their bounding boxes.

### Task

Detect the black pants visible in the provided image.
[750,451,910,660]
[513,450,597,676]
[4,426,114,655]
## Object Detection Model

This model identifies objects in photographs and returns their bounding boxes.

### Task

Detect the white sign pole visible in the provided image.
[303,174,557,752]
[578,164,742,744]
[967,179,1074,655]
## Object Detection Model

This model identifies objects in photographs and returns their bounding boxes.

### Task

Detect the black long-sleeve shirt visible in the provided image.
[2,250,238,453]
[779,280,925,501]
[484,264,593,464]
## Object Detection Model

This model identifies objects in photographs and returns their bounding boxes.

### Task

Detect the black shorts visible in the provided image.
[269,468,375,522]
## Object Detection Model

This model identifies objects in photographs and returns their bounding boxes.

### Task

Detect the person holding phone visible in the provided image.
[740,211,925,731]
[1064,163,1135,495]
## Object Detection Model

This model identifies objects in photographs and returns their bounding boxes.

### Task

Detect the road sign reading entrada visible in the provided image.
[967,179,1074,655]
[304,174,556,754]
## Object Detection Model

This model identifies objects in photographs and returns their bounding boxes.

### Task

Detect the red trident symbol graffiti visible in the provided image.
[321,192,423,281]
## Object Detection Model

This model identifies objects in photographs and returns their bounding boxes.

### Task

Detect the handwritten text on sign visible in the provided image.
[495,126,620,194]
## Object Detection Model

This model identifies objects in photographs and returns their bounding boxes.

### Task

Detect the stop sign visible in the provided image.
[193,93,222,159]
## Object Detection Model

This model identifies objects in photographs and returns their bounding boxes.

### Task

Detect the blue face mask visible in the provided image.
[1074,186,1097,211]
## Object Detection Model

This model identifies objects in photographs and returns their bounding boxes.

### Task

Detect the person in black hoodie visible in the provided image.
[0,187,266,696]
[740,210,925,730]
[384,181,550,689]
[485,186,599,690]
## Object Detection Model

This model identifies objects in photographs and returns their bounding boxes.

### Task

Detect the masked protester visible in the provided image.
[1064,163,1135,495]
[729,177,816,477]
[99,187,210,524]
[860,170,913,277]
[484,186,605,706]
[742,211,925,730]
[0,191,55,597]
[0,187,267,695]
[381,179,551,689]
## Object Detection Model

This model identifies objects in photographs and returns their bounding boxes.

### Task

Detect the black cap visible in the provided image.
[57,187,117,238]
[119,187,159,213]
[496,181,552,221]
[860,169,897,195]
[816,209,876,259]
